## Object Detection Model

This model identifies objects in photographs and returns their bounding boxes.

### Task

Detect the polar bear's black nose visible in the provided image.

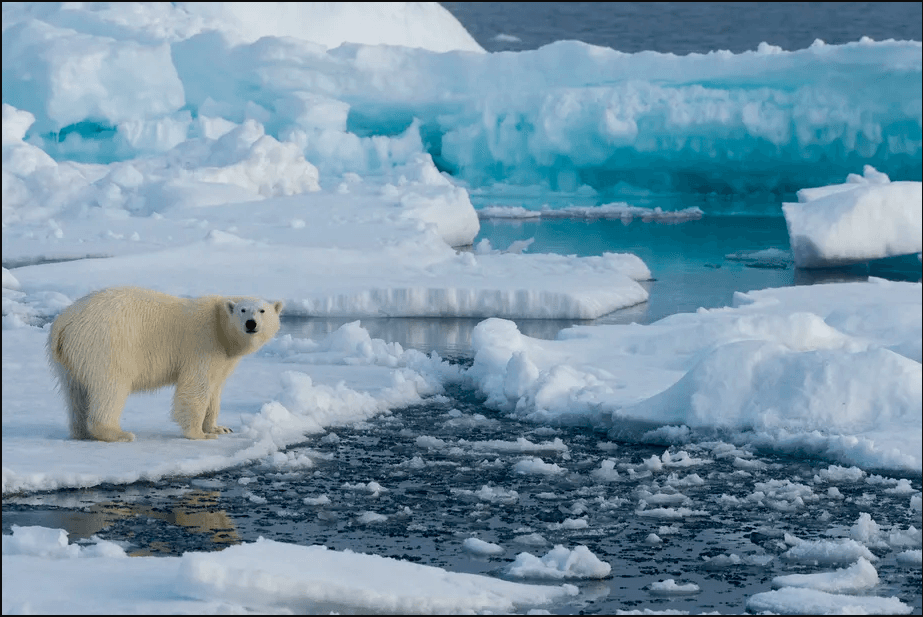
[245,319,257,332]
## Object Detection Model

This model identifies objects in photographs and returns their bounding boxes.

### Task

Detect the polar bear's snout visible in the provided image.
[228,299,276,335]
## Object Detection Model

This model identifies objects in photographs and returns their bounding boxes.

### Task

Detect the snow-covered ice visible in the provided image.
[784,165,922,268]
[505,544,612,580]
[2,525,576,614]
[465,278,921,472]
[747,586,913,615]
[2,1,921,615]
[648,579,701,595]
[771,556,879,593]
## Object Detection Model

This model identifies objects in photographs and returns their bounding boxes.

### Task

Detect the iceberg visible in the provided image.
[1,4,919,198]
[783,165,922,267]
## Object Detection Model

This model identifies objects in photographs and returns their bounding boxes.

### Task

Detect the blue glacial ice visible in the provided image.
[3,6,920,202]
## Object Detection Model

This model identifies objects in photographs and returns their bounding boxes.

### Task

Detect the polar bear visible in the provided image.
[48,286,284,442]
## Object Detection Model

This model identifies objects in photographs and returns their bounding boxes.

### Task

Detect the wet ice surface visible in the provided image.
[4,375,921,615]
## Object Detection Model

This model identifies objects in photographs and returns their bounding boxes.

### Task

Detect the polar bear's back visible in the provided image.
[49,287,219,392]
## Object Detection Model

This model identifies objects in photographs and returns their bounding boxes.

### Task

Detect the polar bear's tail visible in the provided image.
[49,318,65,365]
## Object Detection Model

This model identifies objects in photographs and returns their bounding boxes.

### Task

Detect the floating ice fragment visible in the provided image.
[783,167,922,268]
[513,533,548,547]
[3,526,127,560]
[473,485,519,504]
[513,457,566,475]
[342,481,388,497]
[506,545,611,580]
[462,537,504,556]
[814,464,866,483]
[658,525,681,535]
[635,505,708,519]
[548,518,589,531]
[416,435,447,449]
[771,557,878,593]
[885,479,916,494]
[747,586,911,615]
[781,537,877,565]
[643,455,663,472]
[849,513,883,546]
[356,511,388,524]
[591,459,621,482]
[243,491,267,505]
[648,579,700,595]
[895,549,922,566]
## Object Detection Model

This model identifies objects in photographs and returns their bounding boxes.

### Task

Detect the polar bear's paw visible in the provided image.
[207,425,233,434]
[89,426,135,442]
[183,429,218,440]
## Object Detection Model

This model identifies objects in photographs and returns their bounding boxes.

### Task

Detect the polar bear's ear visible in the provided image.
[226,300,237,315]
[273,300,284,314]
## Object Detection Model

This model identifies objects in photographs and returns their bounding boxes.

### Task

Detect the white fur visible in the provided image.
[48,287,283,442]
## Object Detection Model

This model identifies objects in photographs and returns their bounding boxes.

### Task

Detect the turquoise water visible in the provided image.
[478,215,795,324]
[282,215,795,354]
[281,212,918,356]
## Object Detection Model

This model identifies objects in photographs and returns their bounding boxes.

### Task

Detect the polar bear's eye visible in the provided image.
[259,309,265,313]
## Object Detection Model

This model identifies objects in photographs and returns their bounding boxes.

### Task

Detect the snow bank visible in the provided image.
[465,277,923,471]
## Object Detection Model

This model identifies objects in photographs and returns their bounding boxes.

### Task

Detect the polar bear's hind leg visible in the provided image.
[59,369,92,440]
[86,383,135,442]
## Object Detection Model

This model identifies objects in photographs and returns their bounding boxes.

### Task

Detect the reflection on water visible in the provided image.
[277,217,917,357]
[3,489,239,556]
[282,315,583,356]
[793,253,923,286]
[279,252,920,357]
[280,293,655,357]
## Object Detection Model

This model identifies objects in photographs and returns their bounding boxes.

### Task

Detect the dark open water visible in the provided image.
[442,2,922,55]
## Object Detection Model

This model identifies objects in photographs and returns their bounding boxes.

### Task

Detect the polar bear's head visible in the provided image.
[224,298,284,348]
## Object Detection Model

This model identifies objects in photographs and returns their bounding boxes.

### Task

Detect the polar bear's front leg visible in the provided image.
[173,374,217,440]
[202,389,232,435]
